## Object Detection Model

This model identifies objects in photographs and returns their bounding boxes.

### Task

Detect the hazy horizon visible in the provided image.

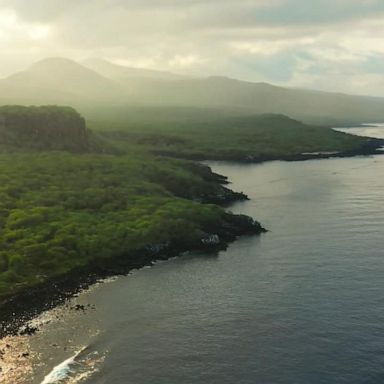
[1,1,384,97]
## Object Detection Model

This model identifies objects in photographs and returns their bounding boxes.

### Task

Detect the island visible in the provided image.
[0,105,382,336]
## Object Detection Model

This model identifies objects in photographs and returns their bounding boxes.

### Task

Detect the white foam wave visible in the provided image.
[40,347,86,384]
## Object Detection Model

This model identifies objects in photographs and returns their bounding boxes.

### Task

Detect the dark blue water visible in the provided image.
[20,126,384,384]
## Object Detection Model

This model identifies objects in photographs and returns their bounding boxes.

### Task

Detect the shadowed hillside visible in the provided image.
[0,106,89,151]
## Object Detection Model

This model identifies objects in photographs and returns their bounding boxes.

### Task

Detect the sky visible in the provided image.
[1,0,384,96]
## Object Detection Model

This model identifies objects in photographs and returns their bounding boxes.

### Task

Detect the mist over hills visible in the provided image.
[1,57,384,125]
[0,58,127,105]
[83,58,187,81]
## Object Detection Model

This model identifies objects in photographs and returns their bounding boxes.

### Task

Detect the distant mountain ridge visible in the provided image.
[1,57,384,125]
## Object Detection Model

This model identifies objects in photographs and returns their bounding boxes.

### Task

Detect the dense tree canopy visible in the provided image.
[0,152,247,298]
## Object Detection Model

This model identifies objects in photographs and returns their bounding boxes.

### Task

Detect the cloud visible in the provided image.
[0,9,51,43]
[0,0,384,96]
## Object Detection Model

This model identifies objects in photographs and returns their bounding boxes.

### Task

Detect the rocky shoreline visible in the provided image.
[243,137,384,163]
[0,187,265,338]
[2,137,382,339]
[156,137,384,163]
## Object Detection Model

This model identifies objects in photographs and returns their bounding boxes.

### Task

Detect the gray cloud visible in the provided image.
[1,0,384,95]
[6,0,384,29]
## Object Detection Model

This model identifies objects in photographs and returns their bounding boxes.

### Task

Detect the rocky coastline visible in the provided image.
[155,137,384,163]
[0,181,265,338]
[2,136,382,339]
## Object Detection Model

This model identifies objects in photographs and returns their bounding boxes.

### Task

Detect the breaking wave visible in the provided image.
[41,346,103,384]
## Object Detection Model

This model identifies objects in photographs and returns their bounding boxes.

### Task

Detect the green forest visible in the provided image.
[92,113,368,161]
[0,151,262,298]
[0,105,374,300]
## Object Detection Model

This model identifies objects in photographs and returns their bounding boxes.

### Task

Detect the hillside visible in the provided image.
[95,114,380,162]
[0,104,376,160]
[1,58,384,124]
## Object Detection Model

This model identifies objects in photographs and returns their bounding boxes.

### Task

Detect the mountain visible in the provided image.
[99,74,384,125]
[1,57,384,125]
[0,58,127,105]
[80,59,384,125]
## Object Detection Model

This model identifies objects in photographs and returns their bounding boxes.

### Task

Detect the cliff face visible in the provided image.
[0,106,88,151]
